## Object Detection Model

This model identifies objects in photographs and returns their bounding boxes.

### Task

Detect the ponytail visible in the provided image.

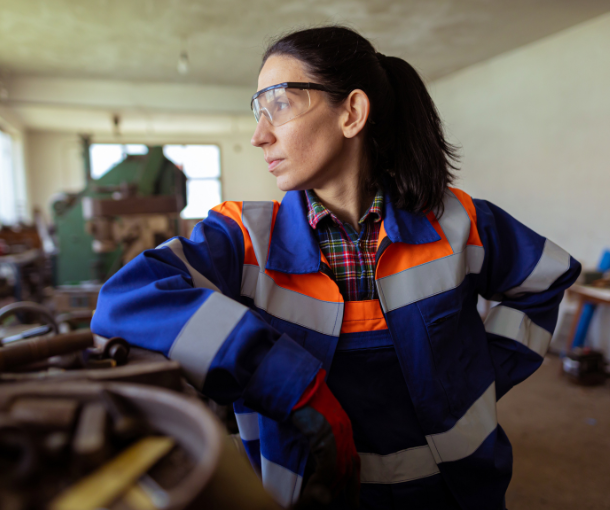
[374,53,459,215]
[263,26,458,216]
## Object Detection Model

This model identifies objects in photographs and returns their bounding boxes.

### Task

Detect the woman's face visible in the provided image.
[251,55,347,192]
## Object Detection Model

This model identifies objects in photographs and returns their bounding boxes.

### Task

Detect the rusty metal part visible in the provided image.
[10,398,79,429]
[72,402,109,467]
[101,390,145,441]
[0,301,59,338]
[0,331,94,371]
[12,352,84,372]
[83,358,117,369]
[93,336,130,366]
[0,379,280,510]
[1,325,53,345]
[0,360,183,392]
[0,415,38,483]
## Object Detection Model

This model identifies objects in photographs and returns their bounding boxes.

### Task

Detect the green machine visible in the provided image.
[52,144,187,285]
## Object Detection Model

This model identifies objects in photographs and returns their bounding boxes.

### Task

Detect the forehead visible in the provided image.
[257,55,311,91]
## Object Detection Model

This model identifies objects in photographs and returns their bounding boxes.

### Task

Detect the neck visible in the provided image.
[312,158,374,233]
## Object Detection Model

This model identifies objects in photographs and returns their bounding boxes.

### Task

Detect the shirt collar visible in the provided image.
[266,189,440,274]
[304,188,384,230]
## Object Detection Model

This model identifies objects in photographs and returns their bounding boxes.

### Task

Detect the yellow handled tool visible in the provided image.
[49,436,174,510]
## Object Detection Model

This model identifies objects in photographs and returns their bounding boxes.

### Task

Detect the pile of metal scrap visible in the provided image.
[0,302,279,510]
[0,225,48,303]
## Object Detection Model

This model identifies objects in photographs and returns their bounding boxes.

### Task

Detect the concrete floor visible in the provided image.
[499,356,610,510]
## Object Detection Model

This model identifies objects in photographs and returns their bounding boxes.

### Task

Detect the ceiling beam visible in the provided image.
[5,76,254,115]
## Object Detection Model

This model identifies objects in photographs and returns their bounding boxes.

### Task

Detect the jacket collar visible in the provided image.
[380,188,441,245]
[266,189,441,274]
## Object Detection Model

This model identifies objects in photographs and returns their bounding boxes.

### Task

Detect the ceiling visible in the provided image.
[1,0,609,89]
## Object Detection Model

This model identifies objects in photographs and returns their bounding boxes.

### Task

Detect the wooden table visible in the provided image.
[565,284,610,352]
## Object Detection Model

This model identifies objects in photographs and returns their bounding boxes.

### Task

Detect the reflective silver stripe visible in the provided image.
[235,412,260,442]
[436,190,470,252]
[505,239,570,297]
[484,305,552,357]
[255,272,343,337]
[377,190,484,313]
[261,456,303,508]
[241,264,259,299]
[240,201,342,336]
[242,201,274,272]
[426,382,497,464]
[360,382,497,484]
[360,445,440,484]
[169,292,248,389]
[377,245,484,313]
[157,238,221,292]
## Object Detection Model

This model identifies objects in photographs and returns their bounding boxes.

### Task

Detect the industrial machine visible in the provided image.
[52,143,187,285]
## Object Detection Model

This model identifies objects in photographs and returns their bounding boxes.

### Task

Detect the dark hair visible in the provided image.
[262,25,459,216]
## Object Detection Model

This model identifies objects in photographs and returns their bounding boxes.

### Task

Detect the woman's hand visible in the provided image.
[290,370,360,509]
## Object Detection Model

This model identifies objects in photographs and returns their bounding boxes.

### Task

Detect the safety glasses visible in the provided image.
[250,82,335,127]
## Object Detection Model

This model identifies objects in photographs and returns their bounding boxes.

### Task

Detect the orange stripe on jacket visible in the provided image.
[376,189,482,279]
[340,300,387,334]
[266,269,344,303]
[212,201,280,267]
[214,201,343,304]
[376,212,453,279]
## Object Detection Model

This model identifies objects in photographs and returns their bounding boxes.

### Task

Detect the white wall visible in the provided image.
[25,124,283,222]
[25,131,85,221]
[430,12,610,269]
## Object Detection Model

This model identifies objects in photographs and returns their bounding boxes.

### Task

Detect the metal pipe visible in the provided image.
[0,331,94,371]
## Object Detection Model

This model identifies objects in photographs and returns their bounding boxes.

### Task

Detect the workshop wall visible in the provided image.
[430,12,610,270]
[25,126,284,224]
[25,131,85,223]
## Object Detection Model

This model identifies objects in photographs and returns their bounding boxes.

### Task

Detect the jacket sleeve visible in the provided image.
[473,199,581,399]
[90,207,322,421]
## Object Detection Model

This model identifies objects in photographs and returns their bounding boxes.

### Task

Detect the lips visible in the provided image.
[266,158,284,172]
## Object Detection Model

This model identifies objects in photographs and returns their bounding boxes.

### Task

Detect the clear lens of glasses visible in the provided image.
[252,87,311,127]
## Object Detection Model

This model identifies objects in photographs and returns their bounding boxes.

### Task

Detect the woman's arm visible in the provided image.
[473,199,581,399]
[90,205,322,422]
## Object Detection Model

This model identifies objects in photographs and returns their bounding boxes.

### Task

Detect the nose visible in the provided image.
[251,114,276,148]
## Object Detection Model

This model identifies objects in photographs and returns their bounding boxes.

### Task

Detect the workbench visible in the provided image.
[0,249,44,301]
[565,284,610,352]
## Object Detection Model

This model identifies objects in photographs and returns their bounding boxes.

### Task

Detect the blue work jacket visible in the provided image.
[91,188,581,509]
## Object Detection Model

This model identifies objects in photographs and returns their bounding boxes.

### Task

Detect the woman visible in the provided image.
[92,26,580,510]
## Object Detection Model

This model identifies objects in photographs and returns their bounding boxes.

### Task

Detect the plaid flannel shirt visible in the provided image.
[305,189,384,302]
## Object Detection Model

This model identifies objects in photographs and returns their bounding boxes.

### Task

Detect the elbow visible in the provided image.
[567,256,582,287]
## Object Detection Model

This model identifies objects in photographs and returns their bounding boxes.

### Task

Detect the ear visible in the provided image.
[341,89,370,139]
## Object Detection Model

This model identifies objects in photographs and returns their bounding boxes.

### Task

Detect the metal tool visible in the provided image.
[0,331,94,371]
[93,335,131,365]
[72,402,109,467]
[10,398,78,429]
[1,325,53,345]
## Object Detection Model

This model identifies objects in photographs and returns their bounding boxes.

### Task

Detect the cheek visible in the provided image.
[285,122,341,167]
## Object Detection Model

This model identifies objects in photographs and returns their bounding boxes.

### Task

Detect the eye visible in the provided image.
[277,101,289,111]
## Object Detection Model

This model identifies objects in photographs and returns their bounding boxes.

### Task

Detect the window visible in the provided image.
[0,130,28,226]
[89,144,148,179]
[163,145,221,219]
[0,130,14,225]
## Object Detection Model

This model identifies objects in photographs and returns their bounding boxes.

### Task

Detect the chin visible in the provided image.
[275,175,307,193]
